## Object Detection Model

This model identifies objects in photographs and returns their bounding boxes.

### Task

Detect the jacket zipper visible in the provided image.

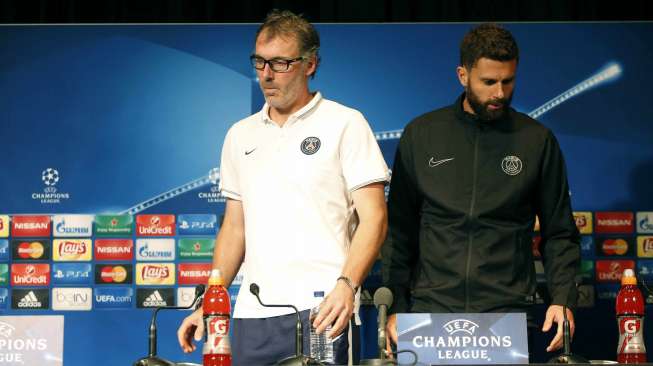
[465,126,480,312]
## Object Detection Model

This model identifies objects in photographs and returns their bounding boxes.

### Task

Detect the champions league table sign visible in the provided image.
[397,313,528,365]
[0,315,64,365]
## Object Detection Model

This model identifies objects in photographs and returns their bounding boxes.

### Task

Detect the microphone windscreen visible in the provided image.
[373,287,393,308]
[249,283,260,296]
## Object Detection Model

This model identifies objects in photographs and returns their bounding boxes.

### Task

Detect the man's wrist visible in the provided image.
[337,276,358,294]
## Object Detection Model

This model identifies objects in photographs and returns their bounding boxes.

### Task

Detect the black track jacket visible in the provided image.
[382,94,581,315]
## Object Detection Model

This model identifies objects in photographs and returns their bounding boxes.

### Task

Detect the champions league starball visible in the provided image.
[41,168,59,186]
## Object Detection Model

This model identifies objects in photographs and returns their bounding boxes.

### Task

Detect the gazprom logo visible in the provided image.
[638,212,653,234]
[136,239,175,261]
[53,215,93,237]
[443,319,479,335]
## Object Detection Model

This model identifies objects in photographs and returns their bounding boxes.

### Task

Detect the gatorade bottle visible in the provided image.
[203,269,232,366]
[616,268,647,363]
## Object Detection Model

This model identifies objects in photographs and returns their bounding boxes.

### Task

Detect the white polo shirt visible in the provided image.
[219,92,389,318]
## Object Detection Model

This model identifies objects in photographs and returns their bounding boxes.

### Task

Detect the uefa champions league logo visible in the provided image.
[196,167,225,203]
[31,167,70,204]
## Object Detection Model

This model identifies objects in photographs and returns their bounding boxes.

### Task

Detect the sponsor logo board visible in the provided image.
[595,259,635,283]
[637,259,653,282]
[595,236,634,256]
[573,212,593,234]
[637,236,653,258]
[52,287,92,311]
[94,238,133,261]
[95,264,133,284]
[0,239,8,261]
[178,263,212,285]
[11,215,51,237]
[11,239,51,260]
[52,263,92,285]
[0,288,7,309]
[579,260,594,282]
[0,264,8,286]
[11,289,50,309]
[53,239,92,261]
[177,287,199,307]
[136,263,175,285]
[136,215,175,236]
[178,238,214,259]
[52,215,93,237]
[177,214,218,235]
[637,212,653,234]
[94,287,134,309]
[580,236,594,258]
[94,214,133,236]
[595,212,634,234]
[136,238,175,261]
[11,263,50,286]
[0,215,9,237]
[0,315,64,365]
[137,288,175,308]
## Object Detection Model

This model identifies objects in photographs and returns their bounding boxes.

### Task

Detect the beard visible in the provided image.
[465,83,513,121]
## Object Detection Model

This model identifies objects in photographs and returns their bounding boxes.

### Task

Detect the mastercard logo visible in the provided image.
[100,266,128,283]
[602,239,629,255]
[17,242,45,259]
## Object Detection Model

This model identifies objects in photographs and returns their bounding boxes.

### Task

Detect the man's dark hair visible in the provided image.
[460,23,519,69]
[255,9,320,77]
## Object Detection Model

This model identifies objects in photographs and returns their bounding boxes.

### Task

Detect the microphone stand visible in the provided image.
[250,283,321,366]
[362,287,396,365]
[547,305,589,364]
[134,285,206,366]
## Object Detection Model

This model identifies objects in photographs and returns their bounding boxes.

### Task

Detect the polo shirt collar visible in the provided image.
[260,92,323,126]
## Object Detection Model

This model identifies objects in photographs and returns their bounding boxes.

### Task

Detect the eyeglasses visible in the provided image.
[250,55,305,73]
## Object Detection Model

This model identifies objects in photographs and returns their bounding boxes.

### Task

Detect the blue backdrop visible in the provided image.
[1,22,652,365]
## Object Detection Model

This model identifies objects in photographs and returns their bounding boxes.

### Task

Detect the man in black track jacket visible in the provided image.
[382,23,580,355]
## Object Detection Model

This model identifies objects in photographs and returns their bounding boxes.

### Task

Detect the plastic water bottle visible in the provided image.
[310,291,334,364]
[203,269,232,366]
[616,268,647,363]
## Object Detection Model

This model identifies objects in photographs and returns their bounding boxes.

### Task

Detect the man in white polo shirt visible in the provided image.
[177,10,389,365]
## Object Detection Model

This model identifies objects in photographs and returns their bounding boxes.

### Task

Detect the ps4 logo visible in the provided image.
[177,214,218,235]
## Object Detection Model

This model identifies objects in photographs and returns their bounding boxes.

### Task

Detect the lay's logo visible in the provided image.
[0,215,9,237]
[573,212,593,234]
[637,236,653,258]
[53,239,92,261]
[136,263,175,285]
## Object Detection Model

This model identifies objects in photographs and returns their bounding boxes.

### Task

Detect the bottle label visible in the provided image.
[204,315,231,355]
[618,315,647,354]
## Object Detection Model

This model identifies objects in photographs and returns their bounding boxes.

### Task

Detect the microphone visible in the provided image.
[361,287,395,365]
[133,284,206,366]
[250,283,318,366]
[547,305,589,364]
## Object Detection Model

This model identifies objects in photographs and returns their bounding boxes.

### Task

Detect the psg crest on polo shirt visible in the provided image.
[300,137,321,155]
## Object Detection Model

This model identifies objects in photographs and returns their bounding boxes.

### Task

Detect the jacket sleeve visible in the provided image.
[382,125,422,314]
[536,131,581,309]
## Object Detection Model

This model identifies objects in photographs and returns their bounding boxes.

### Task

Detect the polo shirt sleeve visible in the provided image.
[218,126,242,200]
[340,111,390,192]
